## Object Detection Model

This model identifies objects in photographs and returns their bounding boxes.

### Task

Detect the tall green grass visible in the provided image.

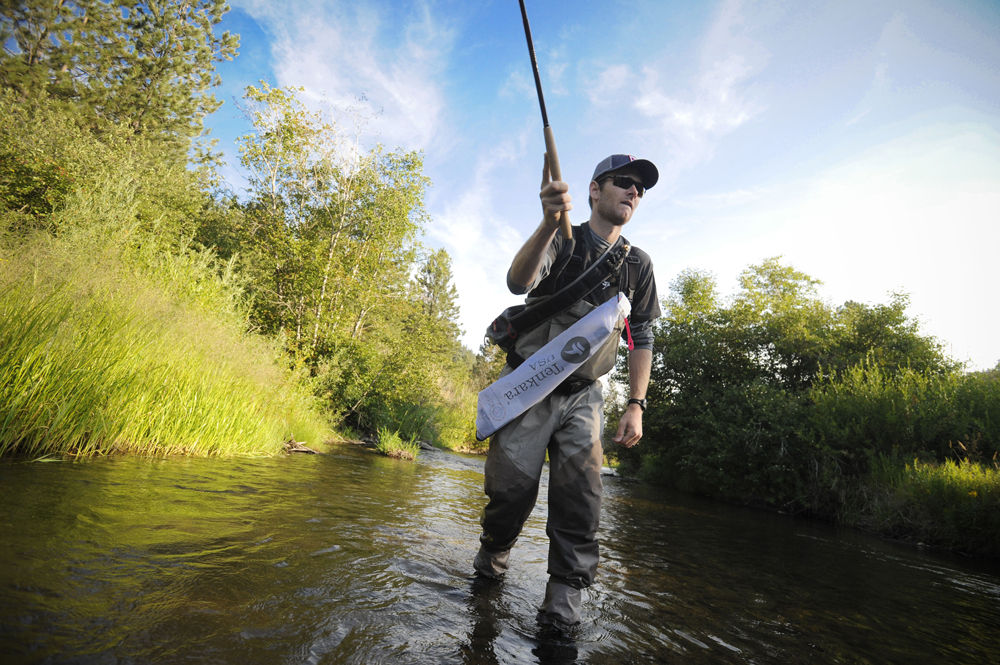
[848,456,1000,557]
[808,361,1000,467]
[374,427,420,461]
[0,232,331,458]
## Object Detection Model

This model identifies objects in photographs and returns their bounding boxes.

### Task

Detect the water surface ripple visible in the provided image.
[1,445,998,664]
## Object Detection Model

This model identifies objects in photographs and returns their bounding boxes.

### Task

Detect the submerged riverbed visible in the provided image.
[2,444,998,664]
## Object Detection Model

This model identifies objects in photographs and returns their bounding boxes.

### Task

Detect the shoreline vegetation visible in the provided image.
[1,1,997,559]
[374,427,421,461]
[844,456,999,557]
[0,227,333,459]
[605,264,1000,558]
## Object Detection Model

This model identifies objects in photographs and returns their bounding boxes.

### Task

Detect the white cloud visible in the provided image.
[425,138,534,348]
[499,68,534,101]
[585,65,630,105]
[647,122,1000,370]
[629,0,768,182]
[543,46,570,98]
[235,0,452,151]
[673,187,769,211]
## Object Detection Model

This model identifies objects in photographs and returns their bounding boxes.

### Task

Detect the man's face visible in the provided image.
[592,172,643,226]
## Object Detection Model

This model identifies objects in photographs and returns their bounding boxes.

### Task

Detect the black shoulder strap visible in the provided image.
[505,237,631,341]
[548,233,576,282]
[621,252,640,302]
[530,226,586,297]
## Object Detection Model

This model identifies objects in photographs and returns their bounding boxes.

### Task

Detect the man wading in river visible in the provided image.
[474,154,661,628]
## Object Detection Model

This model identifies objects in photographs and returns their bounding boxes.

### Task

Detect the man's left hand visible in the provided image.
[612,406,643,448]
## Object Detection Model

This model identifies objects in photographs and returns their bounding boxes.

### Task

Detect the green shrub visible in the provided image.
[808,362,1000,471]
[375,427,420,461]
[0,90,207,244]
[851,457,1000,557]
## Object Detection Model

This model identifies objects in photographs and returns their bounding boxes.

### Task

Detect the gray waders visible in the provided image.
[474,380,604,626]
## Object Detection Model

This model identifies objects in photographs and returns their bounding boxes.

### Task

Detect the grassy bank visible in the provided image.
[374,427,421,461]
[0,231,331,458]
[629,446,1000,557]
[845,457,1000,556]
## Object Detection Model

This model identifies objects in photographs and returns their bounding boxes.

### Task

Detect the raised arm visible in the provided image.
[507,155,572,292]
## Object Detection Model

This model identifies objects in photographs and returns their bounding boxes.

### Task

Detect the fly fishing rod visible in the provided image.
[518,0,572,240]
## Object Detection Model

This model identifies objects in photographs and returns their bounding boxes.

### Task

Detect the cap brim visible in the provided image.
[607,158,658,190]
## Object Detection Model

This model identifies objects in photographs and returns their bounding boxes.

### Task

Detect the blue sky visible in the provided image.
[205,0,1000,370]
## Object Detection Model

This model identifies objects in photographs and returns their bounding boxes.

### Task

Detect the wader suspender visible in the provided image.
[491,229,638,369]
[490,237,617,336]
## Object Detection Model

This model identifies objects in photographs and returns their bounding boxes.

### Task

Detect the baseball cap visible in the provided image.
[591,154,659,190]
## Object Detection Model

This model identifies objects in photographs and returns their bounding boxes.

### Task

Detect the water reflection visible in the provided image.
[1,445,998,664]
[463,577,505,665]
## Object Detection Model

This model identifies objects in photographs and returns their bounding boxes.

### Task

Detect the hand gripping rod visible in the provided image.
[518,0,572,239]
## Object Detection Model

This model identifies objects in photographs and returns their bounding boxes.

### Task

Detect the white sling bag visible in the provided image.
[475,293,631,440]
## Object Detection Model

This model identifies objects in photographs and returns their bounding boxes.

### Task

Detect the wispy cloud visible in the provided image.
[235,0,453,151]
[672,187,770,211]
[542,43,571,98]
[426,136,533,346]
[499,67,534,101]
[587,65,630,103]
[631,0,768,179]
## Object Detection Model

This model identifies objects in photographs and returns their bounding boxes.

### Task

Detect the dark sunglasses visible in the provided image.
[602,175,644,197]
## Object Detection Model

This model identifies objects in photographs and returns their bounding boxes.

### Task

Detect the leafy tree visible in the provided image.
[616,257,960,514]
[472,341,507,391]
[229,83,427,360]
[1,87,215,243]
[728,258,835,390]
[826,294,956,375]
[413,248,462,341]
[1,0,238,156]
[217,83,482,445]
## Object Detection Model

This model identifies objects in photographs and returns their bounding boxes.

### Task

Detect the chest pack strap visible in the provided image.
[504,243,642,371]
[495,235,631,347]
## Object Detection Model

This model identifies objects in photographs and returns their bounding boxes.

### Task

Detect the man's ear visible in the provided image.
[588,180,601,209]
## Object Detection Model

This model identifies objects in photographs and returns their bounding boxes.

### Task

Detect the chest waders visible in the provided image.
[475,224,637,626]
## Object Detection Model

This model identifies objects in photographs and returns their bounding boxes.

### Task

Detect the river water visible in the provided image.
[1,444,998,664]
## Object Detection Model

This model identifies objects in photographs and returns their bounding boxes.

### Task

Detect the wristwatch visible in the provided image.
[627,398,647,411]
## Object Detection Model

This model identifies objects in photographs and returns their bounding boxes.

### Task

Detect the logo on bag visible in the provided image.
[489,402,507,421]
[560,336,591,363]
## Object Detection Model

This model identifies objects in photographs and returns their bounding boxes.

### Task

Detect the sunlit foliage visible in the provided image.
[202,83,478,447]
[0,4,479,456]
[608,258,999,553]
